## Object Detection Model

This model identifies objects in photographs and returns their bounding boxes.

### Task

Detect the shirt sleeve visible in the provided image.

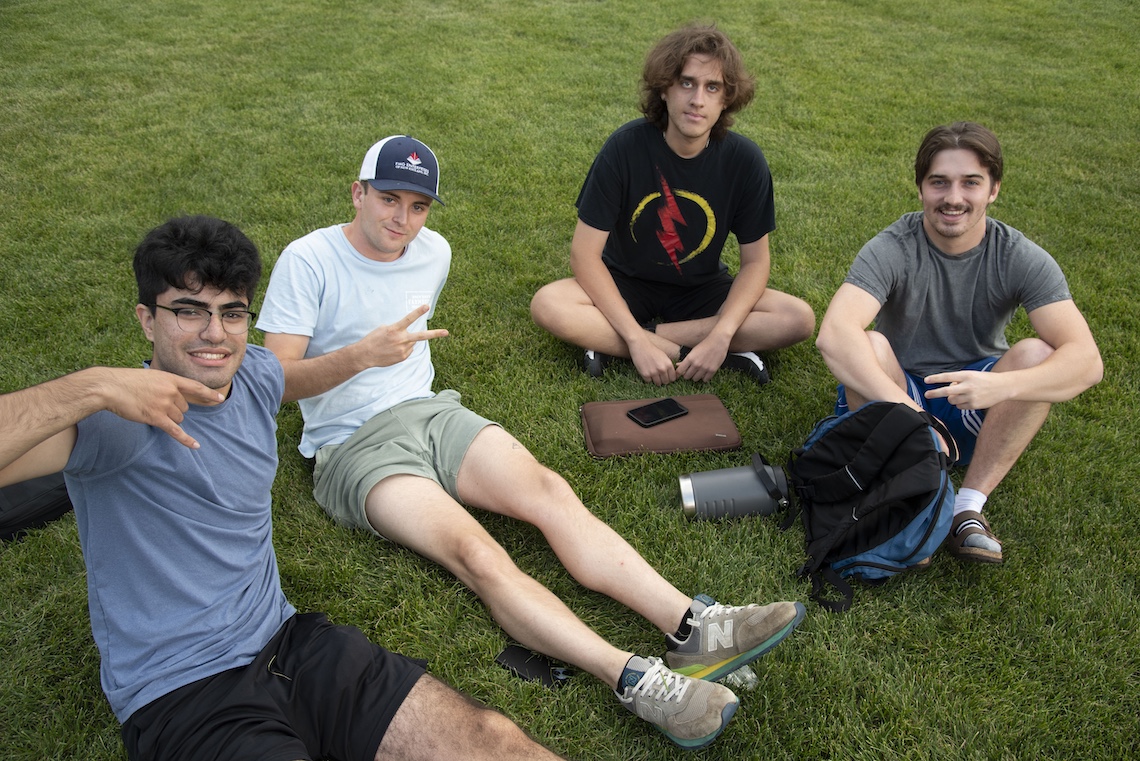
[575,138,626,233]
[256,246,322,338]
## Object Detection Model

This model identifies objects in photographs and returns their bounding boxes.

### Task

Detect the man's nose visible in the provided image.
[200,312,228,339]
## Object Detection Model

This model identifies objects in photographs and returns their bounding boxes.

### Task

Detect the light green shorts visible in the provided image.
[312,390,496,538]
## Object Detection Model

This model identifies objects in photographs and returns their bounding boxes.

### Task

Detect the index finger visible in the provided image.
[394,304,432,330]
[174,376,227,406]
[923,372,961,385]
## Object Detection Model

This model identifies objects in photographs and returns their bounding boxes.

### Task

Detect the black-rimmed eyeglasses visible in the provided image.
[154,304,256,335]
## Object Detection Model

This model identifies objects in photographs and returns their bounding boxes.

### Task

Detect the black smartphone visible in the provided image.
[495,644,573,688]
[627,397,689,428]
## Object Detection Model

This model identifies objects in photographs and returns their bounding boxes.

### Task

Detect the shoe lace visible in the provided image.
[691,602,751,626]
[631,660,690,703]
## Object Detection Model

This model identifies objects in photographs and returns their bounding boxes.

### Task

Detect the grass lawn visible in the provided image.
[1,0,1138,758]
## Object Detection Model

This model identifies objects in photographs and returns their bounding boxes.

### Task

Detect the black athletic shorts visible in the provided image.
[121,613,427,761]
[607,267,735,326]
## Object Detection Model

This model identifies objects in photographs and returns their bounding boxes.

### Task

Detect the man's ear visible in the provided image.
[988,180,1002,204]
[136,303,156,343]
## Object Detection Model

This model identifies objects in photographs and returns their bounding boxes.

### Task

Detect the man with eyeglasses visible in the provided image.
[0,215,563,761]
[257,135,806,750]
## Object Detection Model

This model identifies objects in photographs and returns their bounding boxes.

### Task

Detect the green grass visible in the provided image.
[2,0,1138,758]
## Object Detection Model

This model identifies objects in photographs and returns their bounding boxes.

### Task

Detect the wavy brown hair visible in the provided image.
[640,23,756,142]
[914,122,1004,186]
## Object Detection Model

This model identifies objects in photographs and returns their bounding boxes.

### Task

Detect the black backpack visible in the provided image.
[1,472,73,541]
[785,402,957,612]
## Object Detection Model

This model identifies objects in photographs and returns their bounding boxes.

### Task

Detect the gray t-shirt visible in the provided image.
[65,345,296,721]
[845,212,1071,375]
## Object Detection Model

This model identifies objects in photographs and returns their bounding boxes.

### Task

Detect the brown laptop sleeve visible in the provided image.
[580,394,742,457]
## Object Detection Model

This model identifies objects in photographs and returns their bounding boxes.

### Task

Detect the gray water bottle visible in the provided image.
[679,454,789,520]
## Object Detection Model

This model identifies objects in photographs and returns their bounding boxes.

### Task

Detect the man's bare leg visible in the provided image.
[376,674,566,760]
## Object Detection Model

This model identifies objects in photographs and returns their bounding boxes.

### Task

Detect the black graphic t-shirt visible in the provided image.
[576,118,775,286]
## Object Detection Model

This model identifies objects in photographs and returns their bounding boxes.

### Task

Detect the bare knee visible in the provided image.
[462,704,543,755]
[380,675,557,760]
[530,279,580,335]
[529,282,557,328]
[451,532,522,592]
[786,298,817,343]
[997,338,1054,371]
[864,329,893,356]
[530,464,578,503]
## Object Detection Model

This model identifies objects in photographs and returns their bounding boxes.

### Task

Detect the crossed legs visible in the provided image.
[846,332,1054,497]
[530,277,815,359]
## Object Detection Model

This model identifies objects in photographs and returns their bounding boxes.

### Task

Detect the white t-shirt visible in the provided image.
[257,223,451,457]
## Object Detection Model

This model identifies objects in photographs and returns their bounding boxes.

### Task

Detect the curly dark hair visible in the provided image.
[133,215,261,307]
[640,23,756,142]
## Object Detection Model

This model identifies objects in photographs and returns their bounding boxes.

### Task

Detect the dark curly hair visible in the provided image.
[134,215,261,308]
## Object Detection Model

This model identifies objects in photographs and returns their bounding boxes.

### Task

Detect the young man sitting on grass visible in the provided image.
[530,23,815,386]
[816,122,1102,564]
[0,215,566,761]
[257,135,807,750]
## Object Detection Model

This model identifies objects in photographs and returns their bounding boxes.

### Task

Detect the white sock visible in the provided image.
[954,487,988,517]
[953,488,1000,552]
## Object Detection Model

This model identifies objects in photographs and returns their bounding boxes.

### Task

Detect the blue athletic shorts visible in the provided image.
[834,357,998,465]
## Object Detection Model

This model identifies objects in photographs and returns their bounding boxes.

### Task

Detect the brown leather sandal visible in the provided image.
[947,510,1003,564]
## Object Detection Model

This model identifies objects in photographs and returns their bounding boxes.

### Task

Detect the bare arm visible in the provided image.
[924,299,1103,409]
[263,305,449,403]
[676,235,772,382]
[817,283,919,409]
[570,219,677,385]
[0,367,224,487]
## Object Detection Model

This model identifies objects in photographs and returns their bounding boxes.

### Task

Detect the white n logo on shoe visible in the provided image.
[706,620,734,651]
[636,703,667,723]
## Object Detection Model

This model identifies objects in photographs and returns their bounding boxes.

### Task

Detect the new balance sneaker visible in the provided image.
[720,351,771,385]
[583,349,614,377]
[615,655,738,750]
[665,595,806,682]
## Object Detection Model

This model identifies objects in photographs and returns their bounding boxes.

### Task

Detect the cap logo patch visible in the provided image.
[394,153,430,177]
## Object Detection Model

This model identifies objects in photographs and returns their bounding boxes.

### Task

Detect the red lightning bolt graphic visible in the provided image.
[655,171,687,275]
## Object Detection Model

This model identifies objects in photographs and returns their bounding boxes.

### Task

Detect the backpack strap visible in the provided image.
[751,453,788,510]
[806,454,944,560]
[801,404,928,504]
[798,560,855,613]
[797,453,944,611]
[921,411,960,465]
